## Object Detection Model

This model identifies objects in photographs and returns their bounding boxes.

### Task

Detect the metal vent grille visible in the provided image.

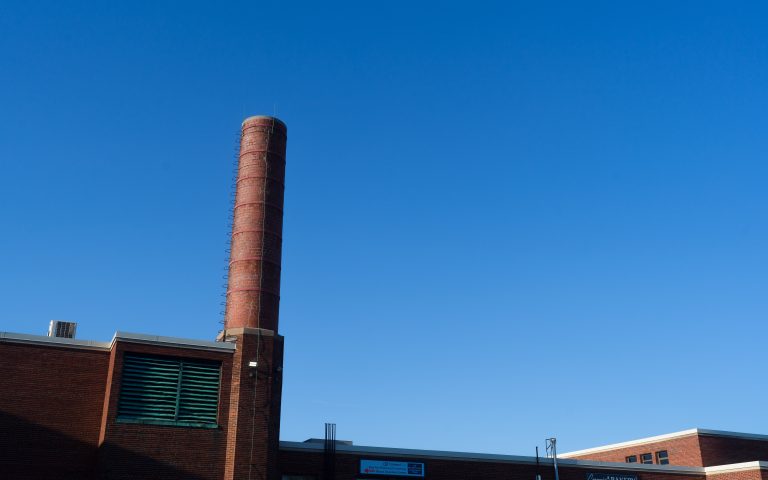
[117,353,221,426]
[48,320,77,339]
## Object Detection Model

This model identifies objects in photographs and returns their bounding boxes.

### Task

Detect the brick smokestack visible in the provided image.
[223,116,287,480]
[224,116,287,333]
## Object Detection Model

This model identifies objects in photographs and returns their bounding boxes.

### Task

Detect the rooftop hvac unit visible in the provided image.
[48,320,77,339]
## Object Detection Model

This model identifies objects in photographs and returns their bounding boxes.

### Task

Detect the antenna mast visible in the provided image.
[546,437,560,480]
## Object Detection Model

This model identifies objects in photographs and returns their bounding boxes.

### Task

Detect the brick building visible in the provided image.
[561,429,768,468]
[1,116,767,480]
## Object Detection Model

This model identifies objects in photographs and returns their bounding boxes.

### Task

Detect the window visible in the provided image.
[640,453,653,464]
[656,450,669,465]
[626,455,637,463]
[117,353,221,428]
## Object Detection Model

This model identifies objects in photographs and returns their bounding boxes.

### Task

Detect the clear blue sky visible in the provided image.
[2,0,767,456]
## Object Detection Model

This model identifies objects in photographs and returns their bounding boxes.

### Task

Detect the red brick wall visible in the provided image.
[0,341,109,479]
[0,335,282,480]
[97,340,235,480]
[699,436,768,466]
[223,331,284,480]
[279,448,709,480]
[566,435,704,467]
[567,434,768,468]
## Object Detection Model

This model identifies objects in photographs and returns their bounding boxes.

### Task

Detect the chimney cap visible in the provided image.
[242,115,287,129]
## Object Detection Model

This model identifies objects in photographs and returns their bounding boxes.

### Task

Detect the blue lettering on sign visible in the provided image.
[588,473,638,480]
[407,463,423,475]
[360,459,425,477]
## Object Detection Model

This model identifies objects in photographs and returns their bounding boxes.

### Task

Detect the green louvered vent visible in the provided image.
[177,361,221,423]
[117,353,221,427]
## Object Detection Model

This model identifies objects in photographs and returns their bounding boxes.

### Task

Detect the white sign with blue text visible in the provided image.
[360,459,425,477]
[588,473,638,480]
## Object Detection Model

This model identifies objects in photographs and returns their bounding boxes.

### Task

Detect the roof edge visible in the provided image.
[560,429,701,458]
[696,429,768,442]
[705,461,768,474]
[279,441,703,474]
[112,331,236,352]
[0,331,235,353]
[0,331,111,350]
[561,428,768,458]
[281,441,768,475]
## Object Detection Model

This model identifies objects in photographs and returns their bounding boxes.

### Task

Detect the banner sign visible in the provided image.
[588,473,638,480]
[360,460,425,477]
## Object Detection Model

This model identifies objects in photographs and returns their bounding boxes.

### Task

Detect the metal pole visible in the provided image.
[536,446,542,480]
[546,438,559,480]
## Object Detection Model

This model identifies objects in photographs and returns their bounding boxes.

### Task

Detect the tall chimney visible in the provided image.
[223,116,287,480]
[224,115,287,333]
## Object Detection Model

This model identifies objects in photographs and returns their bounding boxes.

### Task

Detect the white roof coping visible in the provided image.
[279,441,704,475]
[0,331,111,350]
[0,331,235,353]
[112,331,235,352]
[704,462,768,474]
[561,429,768,458]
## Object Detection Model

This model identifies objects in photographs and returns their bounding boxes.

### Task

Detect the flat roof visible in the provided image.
[0,331,235,353]
[560,429,768,458]
[280,441,768,475]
